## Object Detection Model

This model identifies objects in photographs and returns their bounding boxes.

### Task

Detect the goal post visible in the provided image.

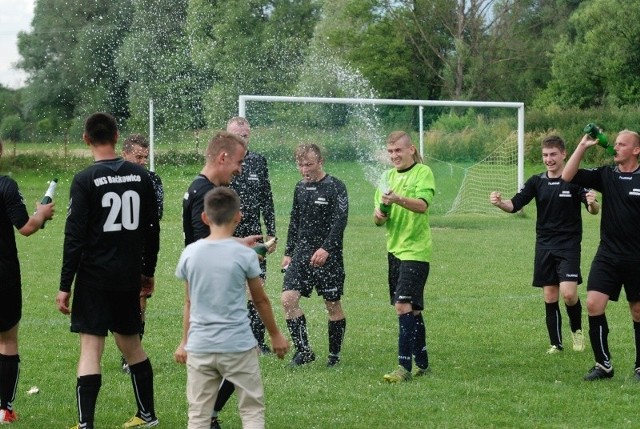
[238,95,525,213]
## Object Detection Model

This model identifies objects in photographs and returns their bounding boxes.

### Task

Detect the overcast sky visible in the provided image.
[0,0,34,89]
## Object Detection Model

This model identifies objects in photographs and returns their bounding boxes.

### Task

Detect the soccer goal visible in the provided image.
[238,95,524,216]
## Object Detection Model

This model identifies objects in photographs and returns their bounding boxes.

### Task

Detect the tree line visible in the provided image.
[1,0,640,143]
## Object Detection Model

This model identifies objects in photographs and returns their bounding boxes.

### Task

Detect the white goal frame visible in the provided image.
[238,95,525,189]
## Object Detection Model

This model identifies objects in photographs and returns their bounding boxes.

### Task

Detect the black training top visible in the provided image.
[60,159,160,292]
[149,170,164,221]
[0,176,29,281]
[510,172,589,250]
[182,174,215,245]
[230,151,276,238]
[572,166,640,261]
[284,174,348,257]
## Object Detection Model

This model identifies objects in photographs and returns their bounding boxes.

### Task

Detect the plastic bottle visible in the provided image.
[39,178,57,228]
[584,123,616,156]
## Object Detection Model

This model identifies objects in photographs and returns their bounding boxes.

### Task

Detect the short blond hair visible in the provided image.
[205,131,247,160]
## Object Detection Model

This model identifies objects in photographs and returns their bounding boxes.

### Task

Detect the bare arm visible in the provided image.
[247,277,290,359]
[562,135,597,182]
[381,191,427,213]
[18,201,55,236]
[586,190,600,215]
[174,281,190,364]
[489,192,514,213]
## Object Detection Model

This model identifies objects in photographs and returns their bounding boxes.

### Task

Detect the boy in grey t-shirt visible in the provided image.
[174,187,289,429]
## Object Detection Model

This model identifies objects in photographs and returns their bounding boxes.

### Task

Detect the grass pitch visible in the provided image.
[8,159,638,428]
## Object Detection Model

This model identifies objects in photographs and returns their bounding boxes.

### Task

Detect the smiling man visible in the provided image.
[373,131,436,383]
[490,135,599,357]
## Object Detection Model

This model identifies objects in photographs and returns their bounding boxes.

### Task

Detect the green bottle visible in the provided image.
[584,123,616,156]
[254,236,277,257]
[379,202,391,216]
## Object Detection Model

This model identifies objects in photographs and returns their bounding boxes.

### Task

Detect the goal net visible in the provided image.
[445,133,519,216]
[237,95,524,216]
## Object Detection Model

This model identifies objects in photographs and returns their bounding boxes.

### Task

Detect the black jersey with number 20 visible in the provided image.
[60,159,160,292]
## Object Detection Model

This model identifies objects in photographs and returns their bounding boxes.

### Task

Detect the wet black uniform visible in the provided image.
[149,170,164,221]
[60,159,160,319]
[284,175,349,300]
[0,176,30,331]
[182,174,215,245]
[230,151,276,240]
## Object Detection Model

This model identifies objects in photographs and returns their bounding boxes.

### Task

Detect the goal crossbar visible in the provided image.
[238,95,525,189]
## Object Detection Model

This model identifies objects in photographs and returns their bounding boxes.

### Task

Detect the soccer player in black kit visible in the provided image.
[56,113,160,429]
[490,136,599,355]
[281,143,348,367]
[178,130,259,429]
[563,129,640,381]
[227,117,277,355]
[0,139,55,424]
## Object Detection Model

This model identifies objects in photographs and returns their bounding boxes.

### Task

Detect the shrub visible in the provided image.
[0,115,25,141]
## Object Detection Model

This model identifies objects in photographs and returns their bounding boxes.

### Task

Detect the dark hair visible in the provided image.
[206,131,246,160]
[204,187,240,226]
[541,135,566,151]
[84,112,118,144]
[294,143,323,162]
[123,134,149,152]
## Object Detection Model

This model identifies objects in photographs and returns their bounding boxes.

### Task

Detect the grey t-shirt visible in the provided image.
[176,238,261,353]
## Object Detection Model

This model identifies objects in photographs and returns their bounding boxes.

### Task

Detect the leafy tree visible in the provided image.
[537,0,640,109]
[116,0,207,132]
[0,115,25,141]
[187,0,321,127]
[17,0,133,126]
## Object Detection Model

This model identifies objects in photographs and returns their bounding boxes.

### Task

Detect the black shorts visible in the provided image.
[587,253,640,302]
[70,284,142,336]
[388,253,429,311]
[283,252,345,301]
[532,248,582,287]
[0,273,21,332]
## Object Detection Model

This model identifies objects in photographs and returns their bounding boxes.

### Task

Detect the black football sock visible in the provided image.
[76,374,101,428]
[0,353,19,411]
[129,358,156,422]
[213,378,236,414]
[247,300,266,347]
[413,313,429,370]
[634,321,640,369]
[328,319,346,358]
[286,315,311,353]
[545,301,562,348]
[588,314,611,368]
[398,312,415,371]
[566,299,583,332]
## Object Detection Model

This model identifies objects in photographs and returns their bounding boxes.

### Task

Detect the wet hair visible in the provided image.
[205,130,247,160]
[204,187,240,226]
[123,134,149,152]
[294,143,323,163]
[227,116,250,129]
[387,130,423,164]
[541,135,565,151]
[84,112,118,145]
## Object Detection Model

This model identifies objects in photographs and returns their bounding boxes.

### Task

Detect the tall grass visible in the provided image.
[7,157,637,428]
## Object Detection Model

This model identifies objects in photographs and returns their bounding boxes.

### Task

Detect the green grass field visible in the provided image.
[6,158,639,428]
